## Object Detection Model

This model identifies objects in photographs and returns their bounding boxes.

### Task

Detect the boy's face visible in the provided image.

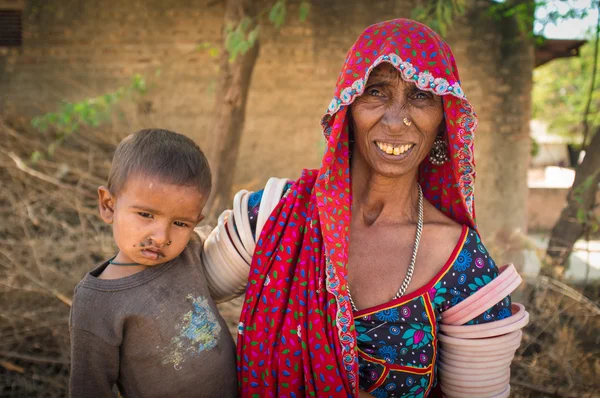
[98,176,207,266]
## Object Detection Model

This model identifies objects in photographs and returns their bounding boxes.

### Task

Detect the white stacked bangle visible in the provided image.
[201,177,290,303]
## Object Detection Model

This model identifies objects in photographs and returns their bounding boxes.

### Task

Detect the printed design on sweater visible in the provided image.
[163,295,221,369]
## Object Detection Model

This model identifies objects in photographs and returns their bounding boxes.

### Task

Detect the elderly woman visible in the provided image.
[205,19,515,397]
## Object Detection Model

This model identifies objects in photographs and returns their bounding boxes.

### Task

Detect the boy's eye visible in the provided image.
[174,221,188,228]
[138,212,153,218]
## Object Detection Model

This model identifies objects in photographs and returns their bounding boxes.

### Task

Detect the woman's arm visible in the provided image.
[201,178,291,303]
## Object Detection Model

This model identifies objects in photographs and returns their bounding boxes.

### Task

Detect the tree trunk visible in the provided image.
[447,0,535,271]
[207,0,260,222]
[545,127,600,276]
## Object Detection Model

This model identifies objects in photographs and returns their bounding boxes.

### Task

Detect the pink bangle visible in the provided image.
[442,269,518,324]
[441,380,509,398]
[440,350,515,363]
[443,272,522,326]
[439,354,514,369]
[440,370,509,389]
[441,264,516,320]
[439,367,509,383]
[449,309,528,339]
[439,329,521,347]
[450,275,522,326]
[440,303,526,337]
[490,385,511,398]
[438,360,508,375]
[440,336,522,354]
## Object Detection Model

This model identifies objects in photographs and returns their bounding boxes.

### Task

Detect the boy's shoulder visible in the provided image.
[73,234,207,304]
[72,259,111,302]
[72,232,208,308]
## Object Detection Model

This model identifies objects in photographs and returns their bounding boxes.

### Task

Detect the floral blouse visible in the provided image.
[247,191,511,398]
[354,226,512,397]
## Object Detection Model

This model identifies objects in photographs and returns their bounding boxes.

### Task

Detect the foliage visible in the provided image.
[411,0,466,36]
[573,172,600,232]
[533,37,600,141]
[269,0,287,28]
[225,17,260,62]
[413,1,596,40]
[197,41,221,58]
[30,74,149,161]
[224,0,311,61]
[488,0,596,39]
[533,0,598,34]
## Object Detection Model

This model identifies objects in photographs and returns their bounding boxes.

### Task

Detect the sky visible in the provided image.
[535,0,598,39]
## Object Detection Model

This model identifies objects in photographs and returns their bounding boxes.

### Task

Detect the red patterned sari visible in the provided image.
[237,19,481,397]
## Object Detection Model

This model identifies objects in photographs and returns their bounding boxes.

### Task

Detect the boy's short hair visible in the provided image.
[107,129,212,196]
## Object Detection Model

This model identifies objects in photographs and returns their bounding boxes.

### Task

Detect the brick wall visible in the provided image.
[0,0,422,189]
[1,0,535,261]
[0,0,222,144]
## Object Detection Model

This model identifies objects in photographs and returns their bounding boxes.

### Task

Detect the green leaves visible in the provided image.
[533,36,600,141]
[269,0,287,29]
[299,1,311,22]
[197,41,220,58]
[573,172,600,231]
[30,74,149,161]
[225,0,310,62]
[225,17,260,62]
[411,0,466,36]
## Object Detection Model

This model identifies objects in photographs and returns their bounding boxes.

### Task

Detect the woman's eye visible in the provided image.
[412,91,430,100]
[138,212,153,218]
[366,87,384,97]
[174,221,188,228]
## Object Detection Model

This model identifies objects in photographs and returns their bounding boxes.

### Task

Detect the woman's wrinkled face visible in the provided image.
[350,63,444,177]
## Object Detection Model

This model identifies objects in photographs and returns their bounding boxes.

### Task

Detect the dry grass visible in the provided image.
[1,117,121,397]
[1,119,599,397]
[510,278,600,397]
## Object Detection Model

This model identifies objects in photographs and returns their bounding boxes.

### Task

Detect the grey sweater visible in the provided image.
[69,233,238,397]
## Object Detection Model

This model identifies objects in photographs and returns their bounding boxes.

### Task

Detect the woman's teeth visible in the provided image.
[376,141,414,156]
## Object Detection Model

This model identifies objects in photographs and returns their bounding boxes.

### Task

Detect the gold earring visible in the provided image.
[403,117,412,126]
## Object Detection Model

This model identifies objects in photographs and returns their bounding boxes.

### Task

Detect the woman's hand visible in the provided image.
[358,390,372,398]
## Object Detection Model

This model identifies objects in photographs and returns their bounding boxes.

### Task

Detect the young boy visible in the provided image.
[69,129,237,397]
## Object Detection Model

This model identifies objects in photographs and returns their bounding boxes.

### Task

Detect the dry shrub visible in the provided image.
[1,118,121,397]
[1,119,599,397]
[510,278,600,397]
[0,116,242,396]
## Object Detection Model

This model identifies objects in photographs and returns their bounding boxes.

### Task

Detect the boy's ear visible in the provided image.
[98,186,116,224]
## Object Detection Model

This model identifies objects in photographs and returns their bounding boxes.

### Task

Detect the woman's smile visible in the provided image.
[374,140,416,159]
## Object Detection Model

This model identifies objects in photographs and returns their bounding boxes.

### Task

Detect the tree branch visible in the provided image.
[511,379,596,398]
[0,149,96,200]
[0,351,69,365]
[581,2,600,149]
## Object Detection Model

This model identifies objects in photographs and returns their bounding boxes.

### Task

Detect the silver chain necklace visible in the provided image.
[347,184,424,312]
